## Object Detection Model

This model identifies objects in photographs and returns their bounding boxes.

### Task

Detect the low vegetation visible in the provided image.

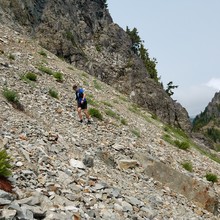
[105,109,120,120]
[131,128,141,138]
[205,173,218,183]
[163,124,220,164]
[24,72,37,81]
[53,71,63,82]
[93,80,102,90]
[49,88,59,99]
[2,88,19,103]
[174,140,190,151]
[120,118,128,125]
[8,53,15,60]
[38,65,54,75]
[38,50,47,57]
[88,108,103,120]
[182,161,193,172]
[2,88,24,111]
[0,149,12,177]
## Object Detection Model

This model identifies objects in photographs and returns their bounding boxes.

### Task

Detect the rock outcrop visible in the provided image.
[0,0,192,132]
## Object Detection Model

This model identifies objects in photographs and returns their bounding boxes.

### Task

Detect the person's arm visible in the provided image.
[81,93,86,103]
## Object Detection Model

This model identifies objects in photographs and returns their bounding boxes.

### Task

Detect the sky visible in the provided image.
[107,0,220,117]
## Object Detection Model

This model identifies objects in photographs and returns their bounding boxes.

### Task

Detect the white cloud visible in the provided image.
[206,78,220,90]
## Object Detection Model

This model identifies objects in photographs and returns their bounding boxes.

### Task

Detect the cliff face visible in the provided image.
[193,92,220,149]
[0,0,191,131]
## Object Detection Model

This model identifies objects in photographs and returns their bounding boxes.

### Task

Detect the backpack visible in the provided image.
[76,88,84,101]
[78,88,84,98]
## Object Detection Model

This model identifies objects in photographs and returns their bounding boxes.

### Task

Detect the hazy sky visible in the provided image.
[108,0,220,116]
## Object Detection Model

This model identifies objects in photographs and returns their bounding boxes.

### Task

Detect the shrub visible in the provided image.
[25,72,37,81]
[38,66,54,75]
[0,149,12,177]
[2,88,24,111]
[38,50,47,57]
[121,118,128,125]
[105,109,120,120]
[182,162,193,172]
[88,108,103,120]
[131,128,141,138]
[162,134,172,145]
[8,53,15,60]
[174,140,190,150]
[2,88,19,103]
[53,72,63,82]
[49,89,58,99]
[102,101,113,107]
[205,173,218,183]
[96,44,101,52]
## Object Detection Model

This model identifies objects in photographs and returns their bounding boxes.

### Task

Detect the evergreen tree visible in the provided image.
[126,27,141,54]
[165,81,178,96]
[126,27,159,82]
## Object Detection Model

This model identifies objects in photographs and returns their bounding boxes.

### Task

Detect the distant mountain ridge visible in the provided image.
[193,91,220,150]
[0,0,192,132]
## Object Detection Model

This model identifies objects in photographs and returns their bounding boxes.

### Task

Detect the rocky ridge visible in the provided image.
[193,92,220,149]
[1,23,220,219]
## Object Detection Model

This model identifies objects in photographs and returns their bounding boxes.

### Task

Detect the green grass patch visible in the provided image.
[86,94,99,106]
[162,133,190,151]
[131,128,141,138]
[174,140,190,151]
[81,72,89,78]
[24,72,37,81]
[205,173,218,183]
[102,101,113,107]
[128,104,140,114]
[119,96,128,102]
[93,80,102,90]
[8,53,15,60]
[0,149,12,177]
[49,89,59,99]
[38,65,54,75]
[2,88,19,103]
[38,50,47,57]
[182,161,193,172]
[53,72,64,82]
[87,97,99,106]
[121,118,128,125]
[88,108,103,120]
[105,109,120,120]
[162,134,172,144]
[164,125,189,139]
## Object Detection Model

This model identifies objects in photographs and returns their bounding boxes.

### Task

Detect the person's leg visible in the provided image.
[81,101,90,120]
[77,107,83,122]
[83,109,90,120]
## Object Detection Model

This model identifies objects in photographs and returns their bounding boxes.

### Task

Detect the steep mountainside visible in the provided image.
[1,22,220,219]
[0,0,192,132]
[193,92,220,150]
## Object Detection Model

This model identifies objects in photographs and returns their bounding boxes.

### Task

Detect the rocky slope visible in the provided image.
[1,23,220,220]
[0,0,191,132]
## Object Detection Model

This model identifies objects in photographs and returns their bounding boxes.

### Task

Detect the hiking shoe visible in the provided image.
[87,120,92,124]
[79,119,83,123]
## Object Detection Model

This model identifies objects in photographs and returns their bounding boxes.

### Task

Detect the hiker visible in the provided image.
[73,84,91,124]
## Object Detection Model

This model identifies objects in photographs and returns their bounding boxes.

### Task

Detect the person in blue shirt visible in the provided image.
[73,84,91,124]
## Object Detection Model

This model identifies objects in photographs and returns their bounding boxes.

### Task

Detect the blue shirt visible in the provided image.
[75,88,86,103]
